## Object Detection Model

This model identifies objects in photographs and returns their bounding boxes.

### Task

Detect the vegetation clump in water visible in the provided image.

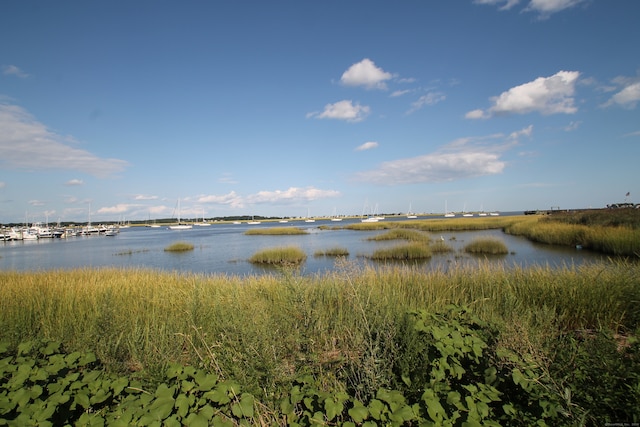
[369,242,432,260]
[244,227,308,235]
[314,247,349,257]
[463,237,509,255]
[164,241,195,252]
[249,246,307,266]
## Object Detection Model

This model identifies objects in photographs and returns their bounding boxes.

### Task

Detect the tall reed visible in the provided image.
[1,261,638,399]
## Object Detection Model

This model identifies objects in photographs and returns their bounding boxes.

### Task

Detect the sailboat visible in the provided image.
[330,207,343,221]
[169,199,192,230]
[406,203,418,219]
[304,208,315,223]
[444,201,455,218]
[196,208,212,226]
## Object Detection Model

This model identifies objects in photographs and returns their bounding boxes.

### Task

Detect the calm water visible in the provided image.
[0,217,609,276]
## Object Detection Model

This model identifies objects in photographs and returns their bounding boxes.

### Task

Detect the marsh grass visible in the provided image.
[368,242,432,260]
[463,237,509,255]
[314,247,349,257]
[244,227,308,235]
[505,216,640,256]
[248,246,307,266]
[164,241,195,252]
[1,261,638,403]
[430,240,453,253]
[367,229,430,242]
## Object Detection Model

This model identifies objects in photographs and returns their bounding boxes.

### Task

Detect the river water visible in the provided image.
[0,216,610,276]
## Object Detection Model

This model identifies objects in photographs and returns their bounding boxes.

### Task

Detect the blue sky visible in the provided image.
[1,0,639,223]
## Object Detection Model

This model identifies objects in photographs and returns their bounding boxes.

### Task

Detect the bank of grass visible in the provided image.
[244,227,308,235]
[163,241,195,252]
[1,261,639,423]
[248,246,307,266]
[505,214,640,256]
[367,228,430,242]
[314,247,349,257]
[464,237,509,255]
[369,242,432,260]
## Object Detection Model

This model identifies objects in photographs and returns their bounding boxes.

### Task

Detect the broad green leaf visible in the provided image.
[195,372,218,391]
[149,396,175,420]
[348,404,369,423]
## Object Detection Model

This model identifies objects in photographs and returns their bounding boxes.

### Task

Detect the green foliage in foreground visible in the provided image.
[2,306,638,426]
[163,242,195,252]
[248,246,307,265]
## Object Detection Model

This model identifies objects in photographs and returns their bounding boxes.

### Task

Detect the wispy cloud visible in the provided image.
[306,100,371,122]
[623,130,640,138]
[65,179,84,186]
[354,126,532,185]
[97,204,140,215]
[340,58,392,90]
[0,182,5,189]
[407,91,446,114]
[466,71,580,119]
[197,191,244,208]
[474,0,586,17]
[134,194,159,200]
[2,64,30,78]
[356,141,379,151]
[601,76,640,109]
[247,187,340,204]
[0,103,129,177]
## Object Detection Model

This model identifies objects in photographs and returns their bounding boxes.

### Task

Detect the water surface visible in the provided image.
[0,217,610,276]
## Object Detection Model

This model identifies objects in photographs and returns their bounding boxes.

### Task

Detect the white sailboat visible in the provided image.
[406,203,418,219]
[169,199,192,230]
[444,201,455,218]
[196,208,212,226]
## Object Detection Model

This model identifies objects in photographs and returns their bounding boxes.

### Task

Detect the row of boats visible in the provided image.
[0,222,124,241]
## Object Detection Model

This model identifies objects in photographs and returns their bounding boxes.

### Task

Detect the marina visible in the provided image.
[0,214,611,276]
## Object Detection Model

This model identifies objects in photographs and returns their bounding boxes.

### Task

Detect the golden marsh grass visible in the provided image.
[163,241,195,252]
[1,260,638,398]
[244,227,308,235]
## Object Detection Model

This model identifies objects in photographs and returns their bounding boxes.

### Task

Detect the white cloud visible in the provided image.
[474,0,585,16]
[0,182,5,189]
[134,194,159,200]
[623,130,640,138]
[247,187,340,204]
[356,141,379,151]
[197,191,244,208]
[407,92,446,114]
[466,71,580,119]
[473,0,521,11]
[2,65,29,78]
[603,81,640,109]
[28,199,45,206]
[390,89,412,98]
[355,127,532,185]
[0,103,128,177]
[97,204,136,215]
[340,58,392,90]
[525,0,585,15]
[65,179,83,186]
[306,100,371,122]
